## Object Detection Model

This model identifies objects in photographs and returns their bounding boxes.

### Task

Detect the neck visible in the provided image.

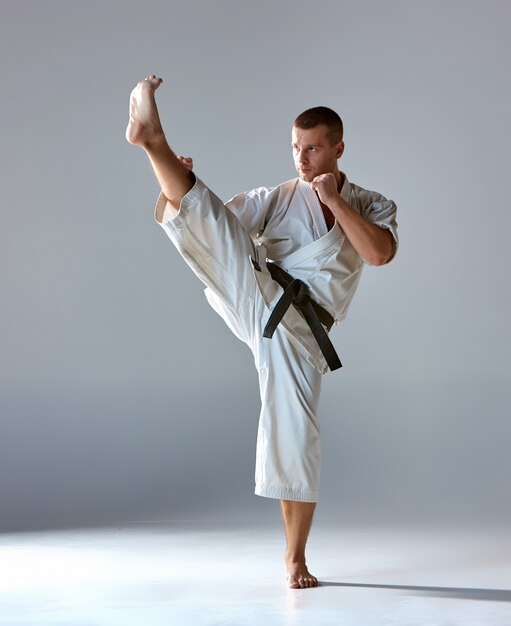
[334,170,344,192]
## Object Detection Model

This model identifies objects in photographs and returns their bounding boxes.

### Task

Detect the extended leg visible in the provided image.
[281,500,318,589]
[126,75,260,318]
[126,75,194,212]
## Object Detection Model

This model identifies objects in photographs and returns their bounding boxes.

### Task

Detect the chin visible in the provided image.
[298,171,314,182]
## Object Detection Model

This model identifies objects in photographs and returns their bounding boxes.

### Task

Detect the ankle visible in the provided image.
[141,130,167,152]
[285,550,306,564]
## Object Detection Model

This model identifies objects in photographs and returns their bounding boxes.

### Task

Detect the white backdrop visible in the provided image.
[1,0,509,531]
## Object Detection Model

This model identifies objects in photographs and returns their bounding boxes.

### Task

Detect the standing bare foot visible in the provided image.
[280,500,318,589]
[286,557,319,589]
[126,75,166,149]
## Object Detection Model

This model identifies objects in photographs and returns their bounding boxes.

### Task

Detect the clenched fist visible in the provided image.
[310,173,340,208]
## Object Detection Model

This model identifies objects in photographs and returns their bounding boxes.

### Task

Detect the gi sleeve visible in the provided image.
[361,194,399,260]
[226,186,275,240]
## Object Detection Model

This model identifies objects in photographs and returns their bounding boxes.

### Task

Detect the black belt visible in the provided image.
[254,259,342,371]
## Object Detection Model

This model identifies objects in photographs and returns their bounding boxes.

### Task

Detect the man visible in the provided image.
[126,75,398,589]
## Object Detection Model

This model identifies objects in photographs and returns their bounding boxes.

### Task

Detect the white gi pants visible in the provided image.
[157,181,322,502]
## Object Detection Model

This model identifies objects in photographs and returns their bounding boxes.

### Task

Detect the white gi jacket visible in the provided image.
[157,172,398,374]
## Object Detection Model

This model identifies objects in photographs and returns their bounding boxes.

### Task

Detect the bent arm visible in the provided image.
[328,196,395,265]
[311,173,396,266]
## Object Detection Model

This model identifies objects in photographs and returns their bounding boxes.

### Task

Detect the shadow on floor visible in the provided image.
[318,581,511,602]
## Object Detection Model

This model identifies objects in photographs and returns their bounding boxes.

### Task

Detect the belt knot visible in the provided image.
[259,261,342,371]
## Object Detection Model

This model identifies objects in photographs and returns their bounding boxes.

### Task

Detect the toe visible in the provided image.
[287,575,300,589]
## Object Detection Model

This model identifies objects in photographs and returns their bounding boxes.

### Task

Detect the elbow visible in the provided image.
[370,256,388,267]
[368,250,391,266]
[371,237,396,266]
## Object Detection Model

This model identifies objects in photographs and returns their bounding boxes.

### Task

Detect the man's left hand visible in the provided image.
[310,173,340,208]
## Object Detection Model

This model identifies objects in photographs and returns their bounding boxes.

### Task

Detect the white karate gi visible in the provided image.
[155,173,398,502]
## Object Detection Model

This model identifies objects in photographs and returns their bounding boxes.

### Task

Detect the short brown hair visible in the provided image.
[293,106,344,143]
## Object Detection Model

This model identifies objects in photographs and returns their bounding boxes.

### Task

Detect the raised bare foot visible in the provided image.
[126,75,166,149]
[286,558,319,589]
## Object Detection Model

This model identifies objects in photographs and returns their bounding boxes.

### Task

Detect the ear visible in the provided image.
[336,140,345,159]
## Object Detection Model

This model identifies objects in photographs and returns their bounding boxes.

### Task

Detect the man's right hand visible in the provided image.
[178,156,194,171]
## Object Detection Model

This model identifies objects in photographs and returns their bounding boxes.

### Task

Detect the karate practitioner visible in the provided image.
[126,75,398,589]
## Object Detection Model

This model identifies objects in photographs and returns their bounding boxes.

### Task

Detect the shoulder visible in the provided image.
[349,180,389,205]
[348,180,397,218]
[227,178,298,207]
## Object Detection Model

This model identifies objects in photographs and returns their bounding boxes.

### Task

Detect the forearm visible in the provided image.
[329,197,394,266]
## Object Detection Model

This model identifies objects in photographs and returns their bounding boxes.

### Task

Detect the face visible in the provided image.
[292,125,344,182]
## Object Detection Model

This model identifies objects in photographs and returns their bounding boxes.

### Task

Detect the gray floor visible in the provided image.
[1,521,510,626]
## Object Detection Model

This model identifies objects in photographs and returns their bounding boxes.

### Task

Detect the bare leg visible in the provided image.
[281,500,319,589]
[126,75,194,213]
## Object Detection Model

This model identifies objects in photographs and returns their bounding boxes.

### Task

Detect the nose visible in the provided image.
[297,149,308,164]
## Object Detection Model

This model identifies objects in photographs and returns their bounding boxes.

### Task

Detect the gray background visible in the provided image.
[1,0,509,532]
